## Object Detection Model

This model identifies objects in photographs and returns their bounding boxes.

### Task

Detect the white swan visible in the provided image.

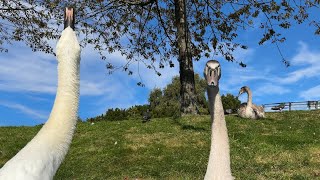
[204,60,233,180]
[237,86,265,119]
[0,7,80,180]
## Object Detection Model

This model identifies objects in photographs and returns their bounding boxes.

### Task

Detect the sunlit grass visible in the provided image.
[0,110,319,179]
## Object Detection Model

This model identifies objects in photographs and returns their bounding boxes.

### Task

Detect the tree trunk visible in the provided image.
[174,0,198,115]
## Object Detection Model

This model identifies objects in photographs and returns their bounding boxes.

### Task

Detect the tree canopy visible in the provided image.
[221,93,241,113]
[1,0,320,115]
[1,1,319,67]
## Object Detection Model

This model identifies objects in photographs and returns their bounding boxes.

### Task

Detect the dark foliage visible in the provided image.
[126,104,150,119]
[221,93,241,113]
[148,74,209,118]
[105,108,128,121]
[1,1,319,67]
[86,105,149,122]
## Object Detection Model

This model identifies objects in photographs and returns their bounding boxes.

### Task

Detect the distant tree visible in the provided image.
[149,74,208,118]
[127,104,150,119]
[86,105,150,122]
[87,114,104,123]
[221,93,241,113]
[157,76,181,117]
[105,108,128,121]
[149,88,163,111]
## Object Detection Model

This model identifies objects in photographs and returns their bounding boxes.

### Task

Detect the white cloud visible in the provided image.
[137,65,179,89]
[299,85,320,100]
[218,65,270,95]
[222,42,320,102]
[291,42,320,65]
[254,83,291,97]
[0,101,48,120]
[0,48,57,94]
[0,43,126,96]
[217,42,320,90]
[278,42,320,84]
[80,80,111,96]
[225,67,268,84]
[231,47,255,64]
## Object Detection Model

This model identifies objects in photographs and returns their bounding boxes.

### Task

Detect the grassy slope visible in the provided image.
[0,110,319,179]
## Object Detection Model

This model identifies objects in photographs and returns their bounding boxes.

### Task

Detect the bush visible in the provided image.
[86,105,151,122]
[127,105,150,119]
[105,108,128,121]
[148,74,209,118]
[221,93,241,113]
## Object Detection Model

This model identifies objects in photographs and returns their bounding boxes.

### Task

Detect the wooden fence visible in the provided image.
[262,100,320,112]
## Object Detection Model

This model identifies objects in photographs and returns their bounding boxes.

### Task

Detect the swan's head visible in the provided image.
[56,7,80,63]
[238,86,250,97]
[64,7,75,30]
[204,60,221,87]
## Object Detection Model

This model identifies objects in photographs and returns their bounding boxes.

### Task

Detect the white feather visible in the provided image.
[0,27,81,180]
[204,60,233,180]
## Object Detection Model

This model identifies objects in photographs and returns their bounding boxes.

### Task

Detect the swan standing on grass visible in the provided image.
[237,86,265,119]
[0,7,80,180]
[204,60,233,180]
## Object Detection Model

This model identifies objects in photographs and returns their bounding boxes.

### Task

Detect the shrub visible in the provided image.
[221,93,241,113]
[127,105,150,119]
[105,108,128,121]
[148,74,209,118]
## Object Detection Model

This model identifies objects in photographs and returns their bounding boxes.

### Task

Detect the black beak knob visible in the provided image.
[64,7,75,30]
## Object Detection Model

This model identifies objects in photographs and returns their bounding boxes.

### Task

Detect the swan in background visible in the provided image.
[237,86,265,119]
[0,7,81,180]
[204,60,233,180]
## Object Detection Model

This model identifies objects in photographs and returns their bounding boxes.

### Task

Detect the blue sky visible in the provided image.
[1,13,320,126]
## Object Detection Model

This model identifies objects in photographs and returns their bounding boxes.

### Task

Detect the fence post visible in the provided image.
[289,102,292,111]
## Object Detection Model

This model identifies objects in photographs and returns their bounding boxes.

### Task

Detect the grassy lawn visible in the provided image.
[0,110,319,179]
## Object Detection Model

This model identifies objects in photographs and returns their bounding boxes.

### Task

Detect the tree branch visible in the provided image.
[155,0,174,43]
[119,0,156,6]
[0,8,32,11]
[262,10,289,67]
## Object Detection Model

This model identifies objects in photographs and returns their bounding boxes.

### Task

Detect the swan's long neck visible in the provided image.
[36,27,80,169]
[205,87,233,180]
[41,27,80,148]
[246,88,252,107]
[0,27,80,179]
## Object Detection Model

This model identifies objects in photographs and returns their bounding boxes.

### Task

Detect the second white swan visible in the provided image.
[204,60,233,180]
[237,86,265,119]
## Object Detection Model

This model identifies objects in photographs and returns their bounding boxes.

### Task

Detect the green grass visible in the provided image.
[1,110,319,179]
